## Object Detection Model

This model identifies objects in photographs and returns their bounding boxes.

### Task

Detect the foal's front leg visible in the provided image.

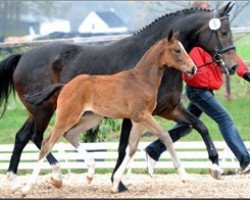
[142,112,187,181]
[111,122,144,193]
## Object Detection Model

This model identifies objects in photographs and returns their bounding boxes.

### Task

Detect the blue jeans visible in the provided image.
[146,85,250,169]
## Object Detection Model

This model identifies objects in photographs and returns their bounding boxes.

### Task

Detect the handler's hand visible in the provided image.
[243,72,250,82]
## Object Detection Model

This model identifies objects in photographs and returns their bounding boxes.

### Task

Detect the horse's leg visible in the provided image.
[158,104,222,179]
[111,118,132,192]
[21,101,87,197]
[7,117,34,189]
[142,112,187,181]
[111,121,144,193]
[21,120,74,197]
[26,107,63,188]
[63,113,103,183]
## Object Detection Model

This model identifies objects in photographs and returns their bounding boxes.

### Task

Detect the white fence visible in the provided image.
[1,141,249,174]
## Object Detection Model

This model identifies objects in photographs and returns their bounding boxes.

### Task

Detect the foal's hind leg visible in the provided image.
[111,121,144,193]
[21,107,84,196]
[142,112,187,181]
[64,113,103,183]
[31,110,63,189]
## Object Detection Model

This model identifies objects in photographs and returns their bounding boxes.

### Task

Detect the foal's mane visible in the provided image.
[134,7,211,36]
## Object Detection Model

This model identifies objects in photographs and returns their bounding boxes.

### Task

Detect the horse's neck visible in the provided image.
[133,48,164,90]
[135,10,210,52]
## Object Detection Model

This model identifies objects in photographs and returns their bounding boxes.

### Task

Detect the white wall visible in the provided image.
[78,11,127,33]
[40,19,71,36]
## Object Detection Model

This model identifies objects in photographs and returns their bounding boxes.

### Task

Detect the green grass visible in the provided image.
[234,34,250,60]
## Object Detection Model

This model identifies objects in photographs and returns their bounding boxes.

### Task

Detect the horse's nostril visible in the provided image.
[191,66,196,75]
[231,65,237,72]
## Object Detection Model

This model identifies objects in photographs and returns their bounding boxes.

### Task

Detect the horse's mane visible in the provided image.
[134,7,211,36]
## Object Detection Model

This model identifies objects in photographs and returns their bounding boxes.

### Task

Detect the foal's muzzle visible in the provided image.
[187,66,197,76]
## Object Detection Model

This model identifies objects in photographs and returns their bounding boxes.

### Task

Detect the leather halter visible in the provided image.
[198,14,236,75]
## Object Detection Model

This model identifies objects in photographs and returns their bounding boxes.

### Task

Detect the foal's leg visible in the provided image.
[31,111,63,188]
[21,107,84,196]
[111,122,144,193]
[64,113,103,183]
[21,123,71,197]
[142,112,187,181]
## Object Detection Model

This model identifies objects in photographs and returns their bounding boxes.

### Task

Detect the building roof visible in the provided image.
[95,11,125,27]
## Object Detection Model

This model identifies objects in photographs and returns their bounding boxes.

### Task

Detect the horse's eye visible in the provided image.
[175,49,181,53]
[221,31,227,36]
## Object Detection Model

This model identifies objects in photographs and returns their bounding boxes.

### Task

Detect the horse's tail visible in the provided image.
[0,54,23,117]
[24,83,64,106]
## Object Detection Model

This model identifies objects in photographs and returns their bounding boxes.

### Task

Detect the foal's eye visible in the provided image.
[174,49,181,53]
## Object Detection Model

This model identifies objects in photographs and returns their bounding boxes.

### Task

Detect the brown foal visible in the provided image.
[21,30,197,196]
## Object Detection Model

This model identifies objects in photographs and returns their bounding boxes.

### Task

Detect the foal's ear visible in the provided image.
[173,31,180,40]
[167,30,179,43]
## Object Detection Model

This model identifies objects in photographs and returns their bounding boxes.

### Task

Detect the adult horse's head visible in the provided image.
[194,2,237,75]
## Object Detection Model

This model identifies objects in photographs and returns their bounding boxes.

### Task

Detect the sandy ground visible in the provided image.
[1,173,250,198]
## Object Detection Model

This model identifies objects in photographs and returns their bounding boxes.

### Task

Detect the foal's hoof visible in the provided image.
[21,191,28,198]
[111,187,119,193]
[51,177,63,189]
[20,184,31,198]
[209,164,223,180]
[86,175,94,184]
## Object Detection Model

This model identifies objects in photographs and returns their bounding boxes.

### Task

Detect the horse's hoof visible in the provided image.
[177,166,188,183]
[118,181,128,193]
[11,182,25,192]
[86,175,94,184]
[209,164,223,180]
[51,177,63,188]
[6,172,24,191]
[111,186,119,193]
[21,192,27,198]
[20,184,31,198]
[209,168,222,180]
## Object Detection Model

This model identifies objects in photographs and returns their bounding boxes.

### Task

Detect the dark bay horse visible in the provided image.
[21,32,196,196]
[0,3,237,191]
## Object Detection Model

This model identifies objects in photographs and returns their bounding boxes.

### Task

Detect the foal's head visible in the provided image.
[160,30,197,76]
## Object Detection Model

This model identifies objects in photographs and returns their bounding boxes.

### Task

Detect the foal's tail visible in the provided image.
[24,83,64,106]
[0,54,23,117]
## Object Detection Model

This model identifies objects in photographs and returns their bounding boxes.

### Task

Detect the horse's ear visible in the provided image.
[167,29,174,42]
[173,31,179,40]
[219,2,235,15]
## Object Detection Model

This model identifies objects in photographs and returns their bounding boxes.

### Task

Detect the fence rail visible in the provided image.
[1,141,249,174]
[0,34,131,49]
